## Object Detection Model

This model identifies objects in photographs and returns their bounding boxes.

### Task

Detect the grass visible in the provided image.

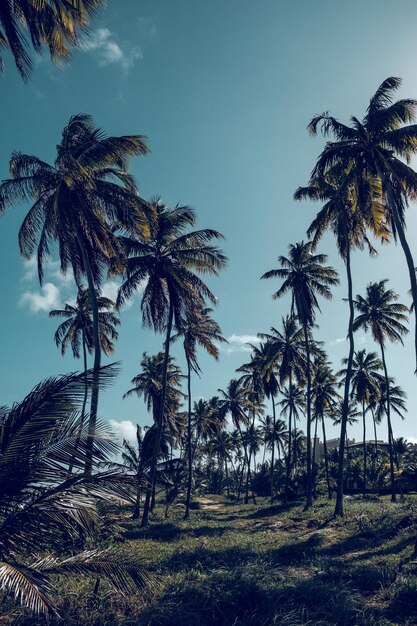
[3,494,417,625]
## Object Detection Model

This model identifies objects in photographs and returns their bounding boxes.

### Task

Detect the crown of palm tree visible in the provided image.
[261,241,339,328]
[278,384,306,423]
[311,357,341,418]
[217,379,250,431]
[374,377,407,424]
[0,114,150,286]
[259,315,306,385]
[339,349,383,406]
[352,280,409,347]
[0,0,105,80]
[49,287,120,358]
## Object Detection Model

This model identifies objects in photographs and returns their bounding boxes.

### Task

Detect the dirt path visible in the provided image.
[197,497,225,511]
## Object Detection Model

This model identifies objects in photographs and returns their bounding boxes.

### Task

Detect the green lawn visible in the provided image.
[4,495,417,625]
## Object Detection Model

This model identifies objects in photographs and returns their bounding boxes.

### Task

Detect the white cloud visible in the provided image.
[81,28,142,71]
[20,282,61,313]
[329,337,346,346]
[109,419,137,444]
[329,334,366,347]
[221,333,260,354]
[21,257,38,282]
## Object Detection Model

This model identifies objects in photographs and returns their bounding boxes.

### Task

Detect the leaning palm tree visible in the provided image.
[353,280,409,501]
[308,77,417,372]
[0,365,150,617]
[260,315,306,503]
[0,114,149,475]
[262,241,339,509]
[172,305,226,519]
[340,350,382,494]
[50,287,120,427]
[115,199,227,526]
[295,166,387,515]
[0,0,105,80]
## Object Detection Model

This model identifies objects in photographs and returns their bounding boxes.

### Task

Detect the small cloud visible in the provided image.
[109,419,137,444]
[21,257,38,282]
[81,28,142,71]
[20,282,61,313]
[406,436,417,445]
[329,337,346,347]
[221,333,260,354]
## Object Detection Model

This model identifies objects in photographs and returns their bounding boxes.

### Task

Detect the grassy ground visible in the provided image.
[4,494,417,625]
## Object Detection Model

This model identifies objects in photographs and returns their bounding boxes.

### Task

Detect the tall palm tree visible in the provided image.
[340,350,382,494]
[116,201,227,525]
[308,77,417,372]
[260,315,306,503]
[295,167,387,515]
[353,280,409,500]
[50,287,120,425]
[0,0,105,80]
[262,241,339,509]
[0,114,149,475]
[173,305,226,519]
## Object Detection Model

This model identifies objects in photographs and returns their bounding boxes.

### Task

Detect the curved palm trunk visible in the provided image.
[322,414,331,499]
[372,407,378,478]
[270,394,276,505]
[284,373,293,504]
[77,236,101,477]
[383,176,417,373]
[335,244,355,517]
[362,399,367,495]
[68,331,88,474]
[184,355,193,520]
[380,341,396,503]
[303,324,313,511]
[141,301,174,527]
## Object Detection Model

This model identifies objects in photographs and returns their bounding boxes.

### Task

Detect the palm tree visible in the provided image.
[0,365,150,616]
[375,377,407,472]
[308,77,417,372]
[353,280,409,500]
[260,315,306,503]
[218,379,255,502]
[311,357,340,498]
[115,199,227,525]
[0,0,105,80]
[173,305,226,519]
[340,350,382,494]
[295,167,387,516]
[0,114,149,475]
[262,241,339,509]
[49,287,120,430]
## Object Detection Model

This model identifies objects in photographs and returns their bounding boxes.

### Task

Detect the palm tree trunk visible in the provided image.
[383,175,417,373]
[380,340,396,503]
[225,456,230,496]
[141,301,174,527]
[312,414,319,498]
[372,407,378,478]
[270,394,276,504]
[77,235,100,477]
[184,355,193,520]
[303,324,313,511]
[322,414,331,499]
[68,331,88,474]
[284,373,293,504]
[362,399,367,495]
[335,244,355,517]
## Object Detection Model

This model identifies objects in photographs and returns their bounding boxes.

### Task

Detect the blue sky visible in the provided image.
[1,0,417,445]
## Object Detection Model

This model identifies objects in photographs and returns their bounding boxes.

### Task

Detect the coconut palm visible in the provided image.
[260,315,306,503]
[172,305,226,519]
[308,77,417,373]
[0,365,150,616]
[123,351,185,519]
[352,280,408,500]
[49,287,120,430]
[295,167,387,515]
[115,199,227,525]
[311,357,340,498]
[340,350,382,494]
[0,0,105,80]
[262,241,339,508]
[374,377,407,471]
[0,114,149,475]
